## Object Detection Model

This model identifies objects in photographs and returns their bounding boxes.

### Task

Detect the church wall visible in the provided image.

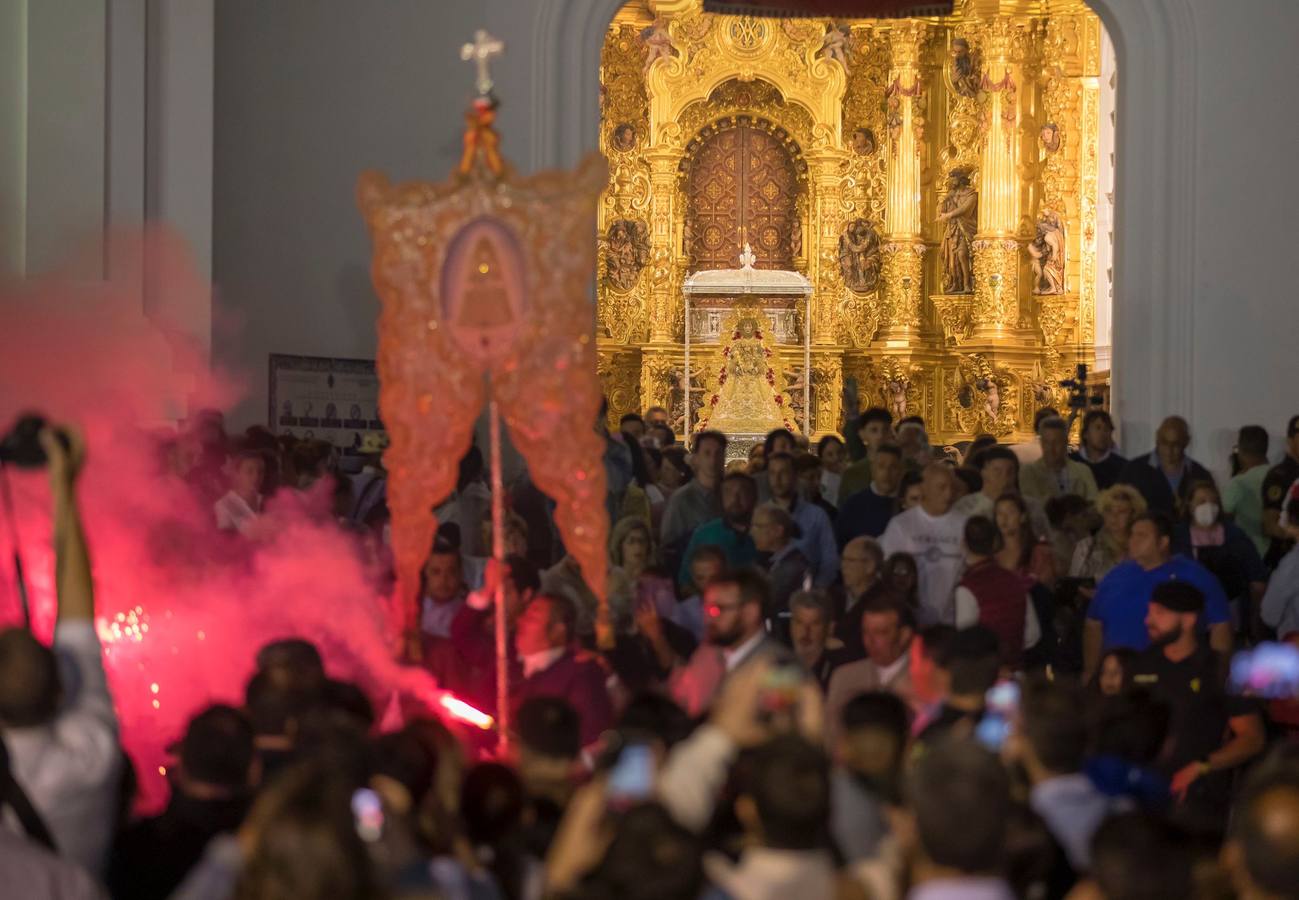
[21,0,107,277]
[211,0,543,430]
[1084,0,1299,475]
[1184,0,1299,470]
[4,0,1296,465]
[0,0,26,277]
[206,0,1299,473]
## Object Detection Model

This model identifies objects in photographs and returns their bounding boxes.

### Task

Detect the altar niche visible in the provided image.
[596,1,1111,446]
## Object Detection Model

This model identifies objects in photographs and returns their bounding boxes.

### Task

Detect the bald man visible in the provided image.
[1117,416,1213,515]
[879,463,968,625]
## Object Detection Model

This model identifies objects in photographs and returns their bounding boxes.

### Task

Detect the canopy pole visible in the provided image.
[684,290,692,439]
[803,290,811,435]
[489,398,508,754]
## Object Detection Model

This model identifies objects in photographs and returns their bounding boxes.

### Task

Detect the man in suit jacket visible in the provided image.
[1118,416,1213,515]
[825,594,916,747]
[1020,416,1099,504]
[670,568,791,718]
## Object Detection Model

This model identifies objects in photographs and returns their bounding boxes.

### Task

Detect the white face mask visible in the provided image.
[1193,502,1220,528]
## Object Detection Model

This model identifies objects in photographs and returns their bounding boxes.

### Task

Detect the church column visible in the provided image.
[879,20,928,344]
[646,151,679,344]
[971,17,1027,338]
[810,159,842,346]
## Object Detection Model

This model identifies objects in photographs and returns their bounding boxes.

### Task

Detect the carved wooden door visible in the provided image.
[686,123,797,271]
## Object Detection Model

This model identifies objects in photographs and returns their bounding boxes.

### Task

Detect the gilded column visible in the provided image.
[810,352,843,436]
[971,17,1026,337]
[810,159,843,346]
[879,20,928,343]
[646,151,680,344]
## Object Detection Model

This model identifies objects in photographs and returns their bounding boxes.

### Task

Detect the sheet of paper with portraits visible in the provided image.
[357,149,609,646]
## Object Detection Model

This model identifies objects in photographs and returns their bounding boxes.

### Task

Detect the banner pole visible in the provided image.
[489,397,509,754]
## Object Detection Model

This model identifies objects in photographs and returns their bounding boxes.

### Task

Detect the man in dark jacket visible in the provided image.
[1118,416,1213,515]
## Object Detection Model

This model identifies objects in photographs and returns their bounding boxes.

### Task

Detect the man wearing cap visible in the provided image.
[1083,510,1232,681]
[1128,582,1265,824]
[1261,414,1299,567]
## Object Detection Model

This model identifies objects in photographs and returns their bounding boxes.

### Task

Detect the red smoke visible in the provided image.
[0,228,436,811]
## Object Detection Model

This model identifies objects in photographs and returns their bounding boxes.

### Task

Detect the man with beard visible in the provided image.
[677,471,758,588]
[669,569,790,717]
[1129,581,1265,827]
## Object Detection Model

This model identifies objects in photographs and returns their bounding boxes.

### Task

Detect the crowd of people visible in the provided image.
[3,401,1299,900]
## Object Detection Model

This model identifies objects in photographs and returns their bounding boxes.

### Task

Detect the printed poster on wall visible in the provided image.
[268,354,383,454]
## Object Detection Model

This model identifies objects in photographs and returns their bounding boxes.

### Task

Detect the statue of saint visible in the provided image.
[1039,123,1062,153]
[885,377,910,420]
[819,25,851,72]
[605,219,650,292]
[838,219,882,293]
[1029,211,1066,294]
[640,19,676,75]
[700,315,791,434]
[850,127,877,157]
[938,170,977,294]
[950,38,980,99]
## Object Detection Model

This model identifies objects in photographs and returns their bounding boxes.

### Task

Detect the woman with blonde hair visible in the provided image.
[609,515,656,583]
[1070,484,1146,584]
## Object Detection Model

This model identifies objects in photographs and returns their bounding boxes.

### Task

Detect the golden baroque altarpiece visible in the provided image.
[597,0,1104,445]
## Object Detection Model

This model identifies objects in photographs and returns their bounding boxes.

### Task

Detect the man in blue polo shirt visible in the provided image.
[1083,510,1232,681]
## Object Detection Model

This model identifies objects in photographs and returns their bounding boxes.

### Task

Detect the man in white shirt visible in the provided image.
[0,425,121,878]
[213,450,265,534]
[880,463,967,626]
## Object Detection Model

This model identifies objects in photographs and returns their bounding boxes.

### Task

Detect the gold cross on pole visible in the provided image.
[460,29,504,97]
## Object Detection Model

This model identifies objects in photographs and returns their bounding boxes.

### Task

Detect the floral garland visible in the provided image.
[698,325,795,432]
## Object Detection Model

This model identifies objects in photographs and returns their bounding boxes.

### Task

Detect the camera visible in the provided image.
[0,414,70,468]
[1059,361,1101,412]
[1058,364,1104,414]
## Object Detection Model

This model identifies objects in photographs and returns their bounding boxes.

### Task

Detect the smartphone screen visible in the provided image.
[351,787,385,842]
[1230,642,1299,699]
[607,743,655,806]
[976,681,1021,751]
